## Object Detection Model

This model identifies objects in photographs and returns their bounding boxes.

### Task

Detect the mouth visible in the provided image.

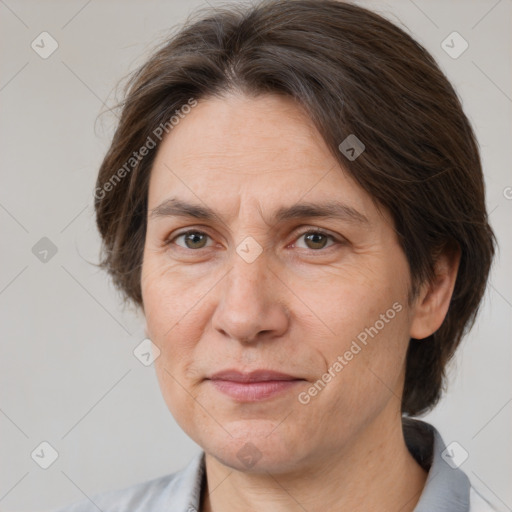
[206,369,305,402]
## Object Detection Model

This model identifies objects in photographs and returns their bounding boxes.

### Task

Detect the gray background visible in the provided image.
[1,0,510,511]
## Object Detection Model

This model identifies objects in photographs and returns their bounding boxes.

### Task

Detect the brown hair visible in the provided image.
[94,0,495,415]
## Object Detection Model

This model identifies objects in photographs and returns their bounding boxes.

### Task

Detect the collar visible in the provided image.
[404,418,471,511]
[177,419,471,511]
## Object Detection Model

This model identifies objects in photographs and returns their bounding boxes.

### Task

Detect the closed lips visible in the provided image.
[208,370,303,382]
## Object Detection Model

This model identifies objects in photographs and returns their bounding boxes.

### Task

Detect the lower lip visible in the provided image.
[208,379,302,401]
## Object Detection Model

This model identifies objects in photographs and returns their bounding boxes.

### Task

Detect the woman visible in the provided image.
[58,0,496,510]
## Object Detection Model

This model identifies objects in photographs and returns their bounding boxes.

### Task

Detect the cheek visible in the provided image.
[304,267,411,404]
[319,302,410,420]
[294,264,408,350]
[143,279,202,373]
[144,267,209,435]
[141,253,211,339]
[141,255,219,389]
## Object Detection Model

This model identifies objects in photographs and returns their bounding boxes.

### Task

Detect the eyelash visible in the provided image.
[166,227,341,252]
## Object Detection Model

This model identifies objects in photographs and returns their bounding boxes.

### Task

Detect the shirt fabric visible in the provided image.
[56,419,497,511]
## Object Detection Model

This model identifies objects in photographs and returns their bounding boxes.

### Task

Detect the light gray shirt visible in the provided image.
[56,419,496,511]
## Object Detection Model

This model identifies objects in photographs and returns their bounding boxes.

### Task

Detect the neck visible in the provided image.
[200,413,427,512]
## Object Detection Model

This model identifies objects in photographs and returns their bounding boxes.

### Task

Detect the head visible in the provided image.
[94,0,495,472]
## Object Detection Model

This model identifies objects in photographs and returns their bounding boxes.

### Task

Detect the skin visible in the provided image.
[141,93,459,512]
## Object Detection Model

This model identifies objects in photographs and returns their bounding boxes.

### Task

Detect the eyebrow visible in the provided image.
[149,197,368,225]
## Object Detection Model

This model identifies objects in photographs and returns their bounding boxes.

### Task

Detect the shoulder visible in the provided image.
[54,452,205,512]
[54,472,177,512]
[403,419,500,512]
[469,487,500,512]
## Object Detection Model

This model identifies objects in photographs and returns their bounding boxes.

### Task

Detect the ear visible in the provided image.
[410,245,461,340]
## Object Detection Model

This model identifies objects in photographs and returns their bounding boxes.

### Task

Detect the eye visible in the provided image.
[294,229,338,250]
[171,230,214,250]
[166,228,341,252]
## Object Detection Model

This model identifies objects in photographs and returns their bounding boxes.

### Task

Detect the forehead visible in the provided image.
[154,93,332,171]
[147,93,376,222]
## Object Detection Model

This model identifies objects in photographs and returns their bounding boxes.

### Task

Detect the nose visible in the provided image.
[211,248,290,345]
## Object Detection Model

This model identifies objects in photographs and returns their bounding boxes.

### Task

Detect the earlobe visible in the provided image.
[409,246,461,340]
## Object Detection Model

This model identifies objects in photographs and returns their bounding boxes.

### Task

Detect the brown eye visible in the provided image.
[296,230,336,250]
[174,231,211,249]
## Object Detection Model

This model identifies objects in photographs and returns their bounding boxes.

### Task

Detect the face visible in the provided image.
[141,93,417,474]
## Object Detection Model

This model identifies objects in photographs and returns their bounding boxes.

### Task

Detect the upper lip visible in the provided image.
[208,369,301,382]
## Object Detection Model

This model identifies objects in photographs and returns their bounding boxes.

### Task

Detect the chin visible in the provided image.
[201,420,306,474]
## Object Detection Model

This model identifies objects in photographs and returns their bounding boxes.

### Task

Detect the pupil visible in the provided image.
[306,233,326,249]
[186,232,206,248]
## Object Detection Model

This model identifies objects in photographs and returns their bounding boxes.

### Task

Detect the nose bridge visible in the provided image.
[225,197,270,296]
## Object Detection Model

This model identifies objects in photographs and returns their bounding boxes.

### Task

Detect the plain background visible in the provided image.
[0,0,510,511]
